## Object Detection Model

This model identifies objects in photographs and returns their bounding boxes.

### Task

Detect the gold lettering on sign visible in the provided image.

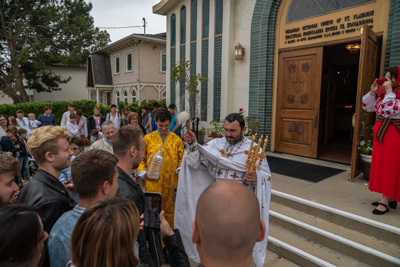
[284,9,375,45]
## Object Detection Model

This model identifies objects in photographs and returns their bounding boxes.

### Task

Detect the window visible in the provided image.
[180,6,186,45]
[202,0,209,39]
[191,0,197,41]
[116,91,120,104]
[132,91,137,102]
[162,91,166,100]
[126,53,132,72]
[123,90,128,102]
[100,92,103,104]
[171,14,176,47]
[161,53,166,72]
[215,0,223,35]
[115,57,120,74]
[286,0,374,23]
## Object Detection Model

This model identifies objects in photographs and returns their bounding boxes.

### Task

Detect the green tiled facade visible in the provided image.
[170,47,176,104]
[384,0,400,69]
[249,0,281,150]
[213,35,222,121]
[201,39,209,121]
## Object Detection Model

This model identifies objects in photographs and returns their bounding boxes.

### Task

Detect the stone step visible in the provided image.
[268,190,400,266]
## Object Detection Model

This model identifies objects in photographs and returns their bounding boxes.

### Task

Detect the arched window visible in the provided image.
[162,91,166,100]
[286,0,374,23]
[171,14,176,47]
[191,0,197,42]
[215,0,223,35]
[116,91,120,104]
[123,90,128,103]
[202,0,209,39]
[180,6,186,45]
[132,91,137,103]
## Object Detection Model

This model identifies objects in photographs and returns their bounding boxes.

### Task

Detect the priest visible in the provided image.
[176,113,271,267]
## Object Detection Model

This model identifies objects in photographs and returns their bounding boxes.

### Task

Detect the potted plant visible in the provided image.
[358,125,373,181]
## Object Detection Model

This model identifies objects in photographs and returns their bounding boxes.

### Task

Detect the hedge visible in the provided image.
[0,99,167,125]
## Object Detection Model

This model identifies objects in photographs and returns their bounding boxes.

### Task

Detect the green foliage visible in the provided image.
[0,100,110,125]
[358,125,374,155]
[0,0,110,103]
[171,58,207,118]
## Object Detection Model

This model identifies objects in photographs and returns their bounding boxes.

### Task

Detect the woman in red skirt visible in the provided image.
[362,66,400,215]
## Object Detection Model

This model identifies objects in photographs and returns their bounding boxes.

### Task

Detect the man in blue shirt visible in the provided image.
[168,103,182,137]
[48,149,119,267]
[38,106,56,127]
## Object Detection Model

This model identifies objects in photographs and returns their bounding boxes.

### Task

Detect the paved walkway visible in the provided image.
[267,152,399,228]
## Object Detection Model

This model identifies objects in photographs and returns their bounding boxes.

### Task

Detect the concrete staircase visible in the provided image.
[267,190,400,267]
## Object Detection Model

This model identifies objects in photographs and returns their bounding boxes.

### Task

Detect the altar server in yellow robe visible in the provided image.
[138,107,184,227]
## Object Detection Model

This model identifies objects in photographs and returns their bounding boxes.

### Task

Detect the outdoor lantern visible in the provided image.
[346,43,360,53]
[235,43,245,60]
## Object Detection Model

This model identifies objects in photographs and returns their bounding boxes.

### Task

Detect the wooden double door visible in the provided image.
[275,25,379,178]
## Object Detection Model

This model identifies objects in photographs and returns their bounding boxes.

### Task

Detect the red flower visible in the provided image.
[239,108,243,112]
[212,136,215,139]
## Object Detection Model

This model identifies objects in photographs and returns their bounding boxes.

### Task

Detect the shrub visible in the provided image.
[0,100,110,125]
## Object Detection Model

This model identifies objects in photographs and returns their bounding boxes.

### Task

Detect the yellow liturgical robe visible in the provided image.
[138,131,184,227]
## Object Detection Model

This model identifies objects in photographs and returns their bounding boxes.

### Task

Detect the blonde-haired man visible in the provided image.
[0,154,20,204]
[18,126,76,234]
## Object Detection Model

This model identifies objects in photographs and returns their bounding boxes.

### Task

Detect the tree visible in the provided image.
[0,0,110,103]
[171,57,207,119]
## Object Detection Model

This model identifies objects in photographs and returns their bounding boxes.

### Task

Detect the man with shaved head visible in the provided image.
[177,113,271,266]
[193,180,266,267]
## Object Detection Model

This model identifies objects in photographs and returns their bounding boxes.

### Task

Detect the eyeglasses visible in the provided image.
[70,147,79,151]
[0,119,6,122]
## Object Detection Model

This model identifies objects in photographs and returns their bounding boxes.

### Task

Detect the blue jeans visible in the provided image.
[18,155,29,178]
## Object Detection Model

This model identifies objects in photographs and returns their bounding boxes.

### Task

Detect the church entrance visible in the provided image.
[275,25,381,171]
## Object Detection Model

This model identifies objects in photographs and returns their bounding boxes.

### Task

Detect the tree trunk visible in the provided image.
[9,40,29,103]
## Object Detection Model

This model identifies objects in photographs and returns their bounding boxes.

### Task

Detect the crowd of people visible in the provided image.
[0,100,271,267]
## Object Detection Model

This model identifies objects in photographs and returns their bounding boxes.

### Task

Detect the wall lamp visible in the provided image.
[235,43,245,60]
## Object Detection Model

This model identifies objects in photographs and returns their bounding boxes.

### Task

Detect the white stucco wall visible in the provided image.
[164,0,256,125]
[33,65,88,102]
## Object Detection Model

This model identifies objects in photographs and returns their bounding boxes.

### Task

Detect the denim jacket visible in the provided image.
[48,205,86,267]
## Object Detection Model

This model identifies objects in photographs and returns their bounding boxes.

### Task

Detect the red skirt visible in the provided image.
[369,122,400,201]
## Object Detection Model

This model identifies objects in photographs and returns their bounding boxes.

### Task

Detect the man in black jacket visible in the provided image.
[18,126,76,233]
[113,125,153,266]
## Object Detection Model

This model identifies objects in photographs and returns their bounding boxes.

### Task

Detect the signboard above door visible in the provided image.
[278,0,389,48]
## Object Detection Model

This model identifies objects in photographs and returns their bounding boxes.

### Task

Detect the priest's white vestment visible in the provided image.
[175,137,272,267]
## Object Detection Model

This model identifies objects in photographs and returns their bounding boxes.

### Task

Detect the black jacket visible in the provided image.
[163,230,190,267]
[0,136,19,157]
[17,169,76,233]
[116,167,153,267]
[87,115,105,134]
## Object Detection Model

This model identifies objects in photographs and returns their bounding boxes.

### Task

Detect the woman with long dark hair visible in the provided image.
[362,66,400,214]
[0,204,48,267]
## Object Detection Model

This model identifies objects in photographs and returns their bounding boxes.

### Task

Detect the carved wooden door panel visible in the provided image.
[276,47,323,158]
[349,25,379,179]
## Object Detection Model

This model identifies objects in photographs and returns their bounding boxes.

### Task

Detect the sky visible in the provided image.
[85,0,167,43]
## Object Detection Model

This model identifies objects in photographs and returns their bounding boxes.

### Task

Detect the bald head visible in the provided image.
[194,181,264,264]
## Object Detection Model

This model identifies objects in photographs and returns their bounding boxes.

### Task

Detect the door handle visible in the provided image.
[313,107,318,128]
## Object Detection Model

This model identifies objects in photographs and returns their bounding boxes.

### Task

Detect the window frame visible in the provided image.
[125,51,132,72]
[114,55,120,74]
[160,52,167,73]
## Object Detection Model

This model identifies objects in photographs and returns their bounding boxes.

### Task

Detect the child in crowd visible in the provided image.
[17,128,30,182]
[28,113,41,129]
[90,129,103,145]
[8,116,20,128]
